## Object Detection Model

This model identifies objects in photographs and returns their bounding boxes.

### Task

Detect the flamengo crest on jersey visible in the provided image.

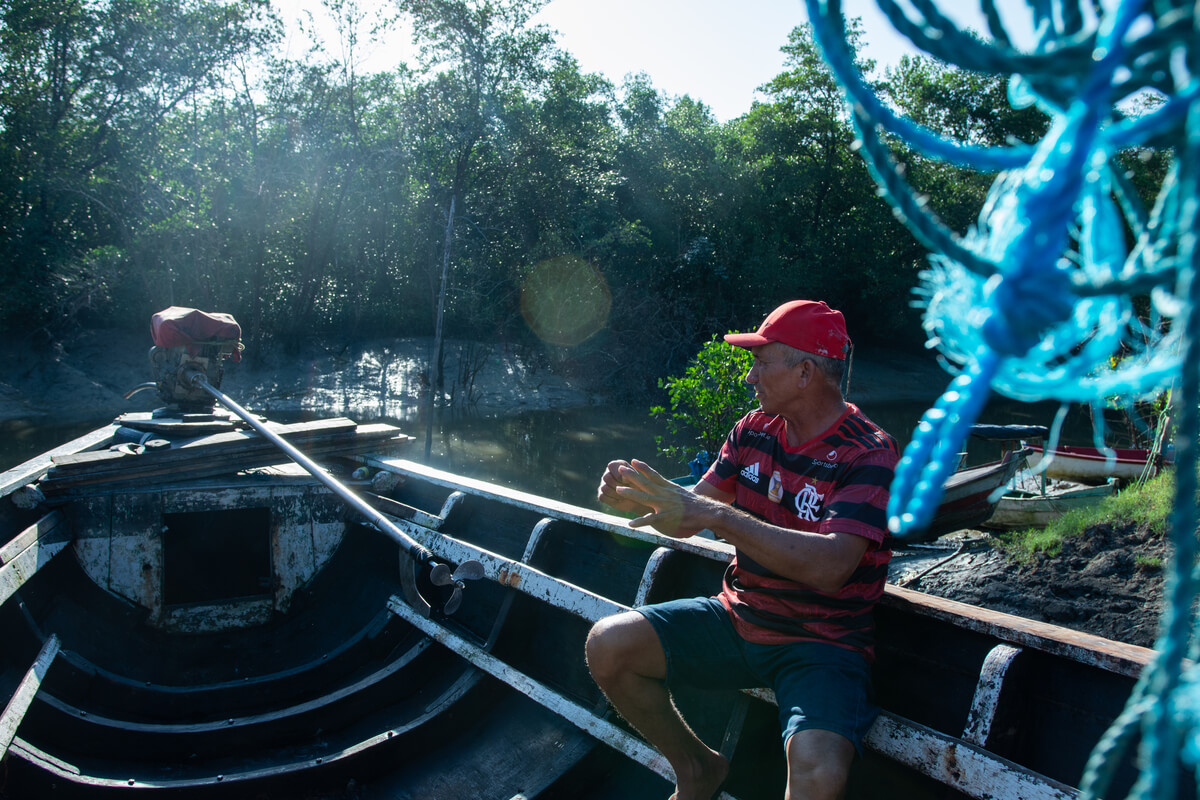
[794,482,824,521]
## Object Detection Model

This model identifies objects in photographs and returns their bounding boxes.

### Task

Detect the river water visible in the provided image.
[0,394,1075,511]
[400,395,1067,508]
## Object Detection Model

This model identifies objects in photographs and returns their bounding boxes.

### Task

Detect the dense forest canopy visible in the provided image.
[0,0,1160,392]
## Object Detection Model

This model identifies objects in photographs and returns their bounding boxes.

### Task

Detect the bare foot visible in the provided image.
[668,749,730,800]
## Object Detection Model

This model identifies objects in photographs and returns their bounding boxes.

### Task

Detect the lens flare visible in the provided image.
[520,256,612,347]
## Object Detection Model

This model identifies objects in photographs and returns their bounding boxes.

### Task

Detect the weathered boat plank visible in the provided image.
[365,455,736,561]
[864,712,1078,800]
[0,510,66,565]
[1,634,60,757]
[963,643,1022,747]
[41,421,410,490]
[375,496,628,623]
[0,511,71,606]
[49,418,357,469]
[881,584,1154,678]
[0,425,119,498]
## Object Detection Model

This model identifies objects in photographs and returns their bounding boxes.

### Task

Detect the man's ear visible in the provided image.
[794,358,814,389]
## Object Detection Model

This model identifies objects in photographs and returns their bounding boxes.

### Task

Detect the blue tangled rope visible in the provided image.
[804,0,1198,796]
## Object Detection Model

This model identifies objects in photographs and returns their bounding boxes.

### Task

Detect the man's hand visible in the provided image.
[597,459,656,516]
[602,459,871,591]
[607,459,726,538]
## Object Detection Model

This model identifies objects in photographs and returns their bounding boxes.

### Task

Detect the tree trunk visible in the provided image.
[425,193,456,459]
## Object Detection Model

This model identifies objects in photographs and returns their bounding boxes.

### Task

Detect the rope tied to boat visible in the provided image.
[805,0,1197,796]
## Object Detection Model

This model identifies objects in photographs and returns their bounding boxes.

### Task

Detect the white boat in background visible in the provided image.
[984,479,1116,531]
[1027,444,1159,485]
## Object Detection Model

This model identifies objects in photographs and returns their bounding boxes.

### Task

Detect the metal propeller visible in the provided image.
[429,560,486,615]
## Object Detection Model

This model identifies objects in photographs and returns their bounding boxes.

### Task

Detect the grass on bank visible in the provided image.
[991,468,1178,561]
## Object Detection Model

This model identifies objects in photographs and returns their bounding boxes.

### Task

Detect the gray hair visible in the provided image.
[782,344,852,396]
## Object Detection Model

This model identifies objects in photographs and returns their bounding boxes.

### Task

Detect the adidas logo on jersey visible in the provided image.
[739,462,761,483]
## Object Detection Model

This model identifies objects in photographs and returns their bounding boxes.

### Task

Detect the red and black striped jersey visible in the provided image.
[701,404,898,660]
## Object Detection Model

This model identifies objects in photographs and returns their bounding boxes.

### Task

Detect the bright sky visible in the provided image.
[285,1,1039,122]
[532,0,974,121]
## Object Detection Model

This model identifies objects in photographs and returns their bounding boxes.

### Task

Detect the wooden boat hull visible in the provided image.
[0,422,1184,799]
[904,448,1030,543]
[984,481,1116,530]
[1027,443,1156,484]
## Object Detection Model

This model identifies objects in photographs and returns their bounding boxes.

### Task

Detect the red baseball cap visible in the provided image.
[724,300,851,360]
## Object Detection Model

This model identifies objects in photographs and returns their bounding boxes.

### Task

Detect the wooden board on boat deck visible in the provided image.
[0,425,120,498]
[38,418,412,490]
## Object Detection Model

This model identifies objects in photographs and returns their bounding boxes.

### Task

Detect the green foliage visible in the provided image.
[0,1,1106,397]
[727,23,924,344]
[878,55,1051,242]
[1134,554,1163,571]
[0,0,275,330]
[650,336,755,468]
[992,469,1178,560]
[883,54,1048,148]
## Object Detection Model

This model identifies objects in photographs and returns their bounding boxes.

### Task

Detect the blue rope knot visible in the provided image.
[979,267,1076,357]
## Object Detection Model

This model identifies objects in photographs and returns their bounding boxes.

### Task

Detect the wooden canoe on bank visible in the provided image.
[0,416,1180,799]
[907,446,1031,544]
[984,480,1116,531]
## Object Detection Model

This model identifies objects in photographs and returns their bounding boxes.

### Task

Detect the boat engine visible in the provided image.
[145,307,243,414]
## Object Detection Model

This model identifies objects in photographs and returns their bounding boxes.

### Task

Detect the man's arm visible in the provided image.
[609,460,868,593]
[691,477,735,505]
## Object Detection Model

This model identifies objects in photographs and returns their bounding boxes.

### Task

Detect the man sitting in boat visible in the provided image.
[586,300,898,800]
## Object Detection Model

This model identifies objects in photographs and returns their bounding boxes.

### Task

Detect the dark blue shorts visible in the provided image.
[638,596,878,753]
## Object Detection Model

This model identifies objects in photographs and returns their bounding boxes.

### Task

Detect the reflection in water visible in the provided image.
[423,408,673,509]
[0,418,108,473]
[1,396,1094,512]
[406,396,1078,509]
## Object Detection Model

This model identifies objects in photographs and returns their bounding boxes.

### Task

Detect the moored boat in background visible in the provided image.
[984,479,1116,531]
[1027,443,1160,485]
[911,446,1029,543]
